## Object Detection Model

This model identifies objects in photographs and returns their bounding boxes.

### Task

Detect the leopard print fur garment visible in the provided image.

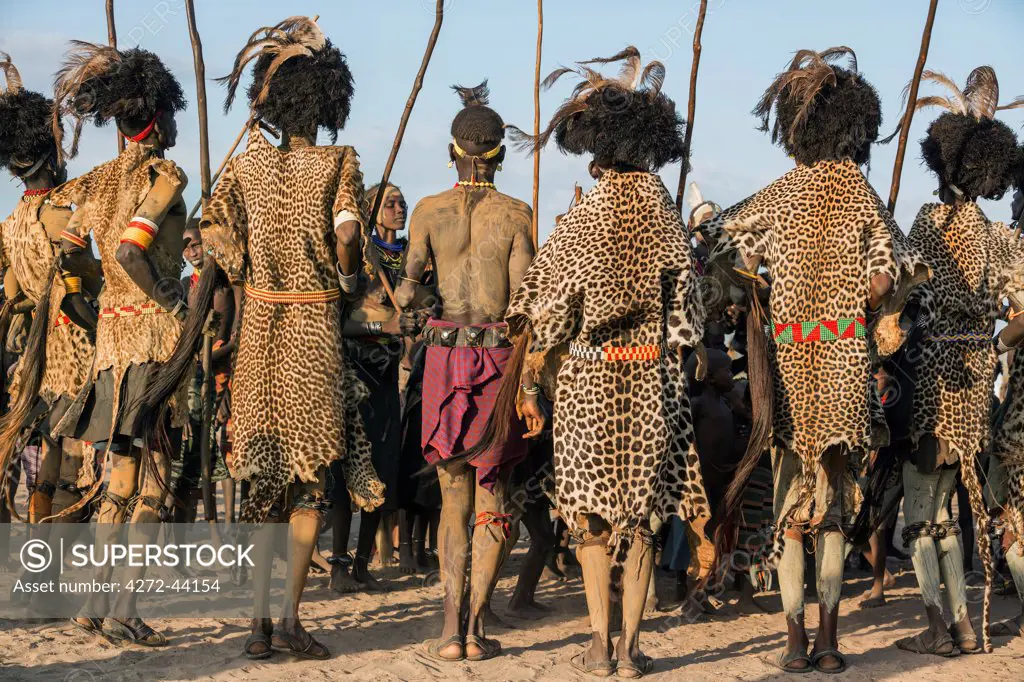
[992,347,1024,552]
[0,186,93,405]
[506,170,710,581]
[201,128,384,523]
[63,142,188,425]
[905,201,1024,651]
[702,160,924,530]
[907,203,1024,458]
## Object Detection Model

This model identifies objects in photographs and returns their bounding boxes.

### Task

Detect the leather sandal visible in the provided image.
[102,617,167,647]
[810,648,847,674]
[423,634,464,662]
[895,630,959,657]
[271,630,330,660]
[243,631,273,660]
[616,653,653,678]
[464,634,501,661]
[569,651,616,677]
[774,648,813,673]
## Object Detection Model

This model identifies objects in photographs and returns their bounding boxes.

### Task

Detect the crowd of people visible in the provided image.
[3,14,1024,677]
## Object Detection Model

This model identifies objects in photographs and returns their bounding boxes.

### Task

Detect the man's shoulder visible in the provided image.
[411,188,461,221]
[481,191,532,228]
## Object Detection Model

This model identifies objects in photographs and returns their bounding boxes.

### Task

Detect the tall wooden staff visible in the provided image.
[675,0,708,211]
[105,0,124,153]
[185,0,212,205]
[367,0,446,312]
[531,0,543,249]
[887,0,939,213]
[184,0,217,523]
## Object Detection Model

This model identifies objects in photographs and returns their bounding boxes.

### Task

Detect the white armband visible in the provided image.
[336,263,359,294]
[333,210,359,229]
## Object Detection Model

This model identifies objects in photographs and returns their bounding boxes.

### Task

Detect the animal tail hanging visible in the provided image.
[0,256,59,505]
[713,283,773,563]
[130,260,218,452]
[959,448,993,652]
[415,327,533,477]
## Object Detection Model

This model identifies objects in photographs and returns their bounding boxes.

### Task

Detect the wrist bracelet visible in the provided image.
[61,273,82,294]
[364,321,383,335]
[336,263,359,294]
[521,383,541,395]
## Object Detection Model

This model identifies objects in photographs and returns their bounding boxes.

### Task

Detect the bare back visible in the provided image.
[399,187,533,325]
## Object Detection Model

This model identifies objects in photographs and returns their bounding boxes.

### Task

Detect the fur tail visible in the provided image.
[415,329,532,476]
[959,450,993,652]
[0,256,59,500]
[130,261,217,454]
[713,290,773,563]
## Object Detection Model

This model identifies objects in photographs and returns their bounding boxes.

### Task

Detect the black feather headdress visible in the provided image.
[219,16,354,142]
[0,52,59,178]
[755,47,881,166]
[884,66,1024,201]
[511,46,684,171]
[51,42,185,163]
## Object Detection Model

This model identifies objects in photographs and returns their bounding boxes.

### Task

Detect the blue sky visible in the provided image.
[2,0,1022,241]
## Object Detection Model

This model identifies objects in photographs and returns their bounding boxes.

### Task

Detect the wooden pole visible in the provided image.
[105,0,124,153]
[367,0,446,312]
[887,0,939,214]
[185,0,212,209]
[676,0,708,211]
[187,116,254,223]
[531,0,543,249]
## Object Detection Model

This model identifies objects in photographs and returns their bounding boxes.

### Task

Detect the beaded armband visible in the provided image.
[60,230,88,251]
[119,216,160,250]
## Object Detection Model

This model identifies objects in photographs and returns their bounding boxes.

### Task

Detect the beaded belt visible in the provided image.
[244,284,340,304]
[922,332,991,344]
[98,303,170,319]
[568,341,661,362]
[772,317,866,345]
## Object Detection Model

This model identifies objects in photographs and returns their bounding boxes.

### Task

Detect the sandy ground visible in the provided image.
[2,539,1023,682]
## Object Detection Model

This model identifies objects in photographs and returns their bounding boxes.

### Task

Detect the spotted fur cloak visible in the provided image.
[992,347,1024,551]
[0,184,92,406]
[505,170,710,575]
[200,128,384,523]
[702,160,926,529]
[907,203,1024,459]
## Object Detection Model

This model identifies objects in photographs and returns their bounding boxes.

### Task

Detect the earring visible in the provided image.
[448,160,454,168]
[497,163,503,172]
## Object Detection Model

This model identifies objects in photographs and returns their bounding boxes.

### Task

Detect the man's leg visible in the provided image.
[352,509,385,590]
[272,479,329,658]
[245,509,278,658]
[936,466,978,651]
[992,540,1024,635]
[955,473,975,573]
[398,508,418,574]
[329,478,358,594]
[811,447,850,672]
[75,446,135,628]
[28,439,61,523]
[899,458,956,654]
[430,459,473,660]
[51,439,86,519]
[106,445,170,646]
[464,467,512,659]
[772,447,811,670]
[508,498,556,616]
[616,528,655,672]
[575,515,614,671]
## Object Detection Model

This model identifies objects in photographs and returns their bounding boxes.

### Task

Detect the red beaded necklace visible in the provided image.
[23,188,52,197]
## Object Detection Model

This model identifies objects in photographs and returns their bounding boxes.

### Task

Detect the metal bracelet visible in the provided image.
[170,298,187,319]
[521,383,541,395]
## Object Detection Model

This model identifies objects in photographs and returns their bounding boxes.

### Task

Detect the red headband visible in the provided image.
[124,112,162,143]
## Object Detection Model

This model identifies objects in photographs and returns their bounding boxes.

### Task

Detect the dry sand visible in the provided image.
[1,543,1022,681]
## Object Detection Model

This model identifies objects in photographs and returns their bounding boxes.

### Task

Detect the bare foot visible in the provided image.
[398,544,419,575]
[352,559,388,592]
[506,598,554,620]
[883,569,896,590]
[330,563,361,595]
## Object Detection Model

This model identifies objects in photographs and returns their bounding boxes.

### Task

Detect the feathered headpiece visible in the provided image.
[51,42,185,163]
[755,46,881,166]
[450,81,505,146]
[512,46,684,171]
[219,16,354,141]
[0,52,59,178]
[889,66,1024,200]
